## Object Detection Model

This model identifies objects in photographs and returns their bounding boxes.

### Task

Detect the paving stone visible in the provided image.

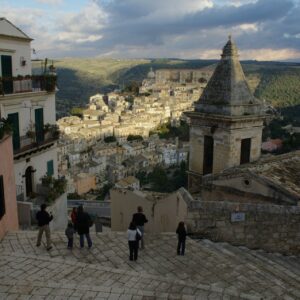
[0,231,299,300]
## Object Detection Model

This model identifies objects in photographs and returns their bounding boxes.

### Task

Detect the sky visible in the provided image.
[1,0,300,61]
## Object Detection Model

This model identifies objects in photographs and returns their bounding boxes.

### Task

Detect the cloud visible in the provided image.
[35,0,63,4]
[2,0,300,61]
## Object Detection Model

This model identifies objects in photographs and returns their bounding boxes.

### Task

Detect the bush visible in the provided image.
[104,136,116,143]
[127,134,143,142]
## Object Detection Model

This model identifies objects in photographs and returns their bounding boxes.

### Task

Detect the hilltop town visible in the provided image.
[56,68,210,196]
[0,16,300,300]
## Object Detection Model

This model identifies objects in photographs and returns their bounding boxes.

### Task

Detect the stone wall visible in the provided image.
[0,135,19,240]
[48,193,68,231]
[186,201,300,255]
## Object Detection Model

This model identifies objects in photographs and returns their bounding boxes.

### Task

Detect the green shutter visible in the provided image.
[7,113,20,151]
[1,55,13,94]
[47,160,54,176]
[35,108,44,143]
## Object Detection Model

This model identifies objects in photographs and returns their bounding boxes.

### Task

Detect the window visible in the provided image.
[7,113,20,151]
[203,136,214,175]
[35,108,44,143]
[47,160,54,176]
[1,55,13,94]
[240,138,251,164]
[0,175,5,220]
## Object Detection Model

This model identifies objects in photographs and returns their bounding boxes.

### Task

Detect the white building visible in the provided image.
[0,18,58,200]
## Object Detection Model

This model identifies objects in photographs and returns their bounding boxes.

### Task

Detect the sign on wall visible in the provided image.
[231,212,246,222]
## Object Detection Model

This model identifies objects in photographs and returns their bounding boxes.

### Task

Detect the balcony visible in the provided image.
[0,75,57,96]
[14,126,60,160]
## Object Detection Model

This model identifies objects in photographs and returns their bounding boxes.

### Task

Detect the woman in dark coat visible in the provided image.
[176,221,187,256]
[76,205,93,248]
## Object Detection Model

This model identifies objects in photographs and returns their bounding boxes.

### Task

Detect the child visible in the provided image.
[65,222,75,249]
[176,221,187,256]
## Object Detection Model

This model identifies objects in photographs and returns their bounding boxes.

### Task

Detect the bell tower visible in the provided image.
[186,37,265,192]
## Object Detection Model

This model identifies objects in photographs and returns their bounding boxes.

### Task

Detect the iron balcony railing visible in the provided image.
[13,128,60,158]
[0,75,57,95]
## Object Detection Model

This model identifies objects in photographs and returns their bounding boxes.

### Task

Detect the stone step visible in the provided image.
[2,231,300,299]
[0,251,258,299]
[194,239,300,299]
[259,252,300,278]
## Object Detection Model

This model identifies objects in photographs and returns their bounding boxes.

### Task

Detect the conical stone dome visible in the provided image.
[195,36,262,116]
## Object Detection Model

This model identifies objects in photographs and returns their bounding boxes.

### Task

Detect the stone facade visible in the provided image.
[186,37,265,192]
[186,201,300,255]
[111,188,188,232]
[0,135,18,239]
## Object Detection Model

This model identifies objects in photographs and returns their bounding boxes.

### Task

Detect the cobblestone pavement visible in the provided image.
[0,231,300,299]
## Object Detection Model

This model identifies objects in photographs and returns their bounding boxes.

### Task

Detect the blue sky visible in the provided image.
[1,0,300,61]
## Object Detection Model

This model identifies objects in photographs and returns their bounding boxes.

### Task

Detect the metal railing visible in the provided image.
[16,185,24,202]
[0,75,57,95]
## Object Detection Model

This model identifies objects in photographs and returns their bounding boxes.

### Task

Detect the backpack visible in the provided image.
[136,230,142,241]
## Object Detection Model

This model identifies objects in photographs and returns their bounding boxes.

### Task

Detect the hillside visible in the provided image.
[42,58,300,116]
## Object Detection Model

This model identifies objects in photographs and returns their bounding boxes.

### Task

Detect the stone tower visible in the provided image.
[186,37,265,192]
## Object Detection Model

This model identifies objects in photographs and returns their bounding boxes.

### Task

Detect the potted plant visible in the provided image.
[0,118,12,140]
[26,129,36,141]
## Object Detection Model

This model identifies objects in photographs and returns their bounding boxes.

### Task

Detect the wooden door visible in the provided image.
[35,108,44,143]
[25,167,33,197]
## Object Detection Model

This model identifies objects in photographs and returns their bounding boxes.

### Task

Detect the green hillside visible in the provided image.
[42,58,300,116]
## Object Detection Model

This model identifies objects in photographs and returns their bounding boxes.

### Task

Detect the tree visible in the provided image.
[149,166,174,192]
[97,183,113,200]
[127,134,143,142]
[104,136,116,143]
[70,107,84,118]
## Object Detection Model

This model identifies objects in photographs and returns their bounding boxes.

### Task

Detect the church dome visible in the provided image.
[147,67,155,79]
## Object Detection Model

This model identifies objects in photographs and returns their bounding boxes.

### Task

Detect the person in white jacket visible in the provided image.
[127,222,142,261]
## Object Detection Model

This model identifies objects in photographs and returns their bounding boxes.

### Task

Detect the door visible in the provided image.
[203,136,214,175]
[7,113,20,151]
[25,166,33,197]
[240,138,251,164]
[1,55,13,94]
[35,108,44,143]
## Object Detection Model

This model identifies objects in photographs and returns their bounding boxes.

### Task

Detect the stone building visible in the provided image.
[0,134,18,239]
[186,36,265,193]
[0,18,58,201]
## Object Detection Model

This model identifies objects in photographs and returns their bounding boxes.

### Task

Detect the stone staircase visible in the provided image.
[0,231,299,299]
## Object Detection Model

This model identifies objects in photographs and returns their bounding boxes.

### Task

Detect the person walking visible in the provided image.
[71,207,77,232]
[36,203,53,251]
[176,221,187,256]
[65,222,75,249]
[132,206,148,249]
[127,222,141,261]
[76,205,93,248]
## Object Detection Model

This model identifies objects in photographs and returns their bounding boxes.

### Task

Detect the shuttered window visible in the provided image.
[47,160,54,176]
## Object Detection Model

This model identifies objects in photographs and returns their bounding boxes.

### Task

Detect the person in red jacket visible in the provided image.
[70,207,77,231]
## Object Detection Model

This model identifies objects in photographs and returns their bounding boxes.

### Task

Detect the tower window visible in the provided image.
[240,138,251,164]
[203,136,214,175]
